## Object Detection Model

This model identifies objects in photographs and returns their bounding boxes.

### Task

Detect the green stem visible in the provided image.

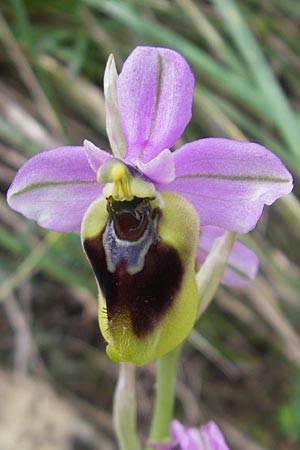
[147,346,181,445]
[113,363,141,450]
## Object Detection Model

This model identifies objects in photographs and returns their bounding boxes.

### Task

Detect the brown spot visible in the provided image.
[84,232,183,337]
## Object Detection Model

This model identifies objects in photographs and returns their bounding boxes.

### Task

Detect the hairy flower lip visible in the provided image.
[81,191,200,365]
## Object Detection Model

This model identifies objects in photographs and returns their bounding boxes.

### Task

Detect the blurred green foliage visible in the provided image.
[1,1,300,449]
[276,370,300,442]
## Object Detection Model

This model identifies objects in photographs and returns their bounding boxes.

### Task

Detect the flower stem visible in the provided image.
[148,346,181,444]
[113,362,141,450]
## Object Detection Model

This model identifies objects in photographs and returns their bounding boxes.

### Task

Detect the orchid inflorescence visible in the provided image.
[7,46,292,368]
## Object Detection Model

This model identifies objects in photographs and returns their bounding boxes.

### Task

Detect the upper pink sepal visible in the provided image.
[117,46,194,163]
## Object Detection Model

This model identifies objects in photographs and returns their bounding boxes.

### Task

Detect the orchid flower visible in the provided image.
[7,46,293,365]
[150,419,230,450]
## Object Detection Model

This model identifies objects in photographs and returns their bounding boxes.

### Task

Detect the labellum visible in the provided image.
[81,167,199,365]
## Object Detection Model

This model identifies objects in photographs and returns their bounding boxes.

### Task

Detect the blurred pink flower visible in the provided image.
[151,419,230,450]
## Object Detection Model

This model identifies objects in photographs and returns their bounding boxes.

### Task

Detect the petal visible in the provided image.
[103,54,126,158]
[133,148,175,184]
[161,138,293,233]
[170,420,202,450]
[200,421,230,450]
[117,46,194,163]
[83,139,111,172]
[7,146,101,232]
[197,226,258,286]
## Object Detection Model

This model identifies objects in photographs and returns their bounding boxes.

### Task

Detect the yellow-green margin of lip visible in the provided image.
[81,192,200,366]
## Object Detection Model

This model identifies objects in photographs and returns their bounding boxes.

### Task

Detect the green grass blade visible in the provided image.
[213,0,300,160]
[83,0,271,119]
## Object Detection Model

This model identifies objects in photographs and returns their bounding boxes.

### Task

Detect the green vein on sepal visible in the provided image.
[176,174,291,183]
[10,180,97,197]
